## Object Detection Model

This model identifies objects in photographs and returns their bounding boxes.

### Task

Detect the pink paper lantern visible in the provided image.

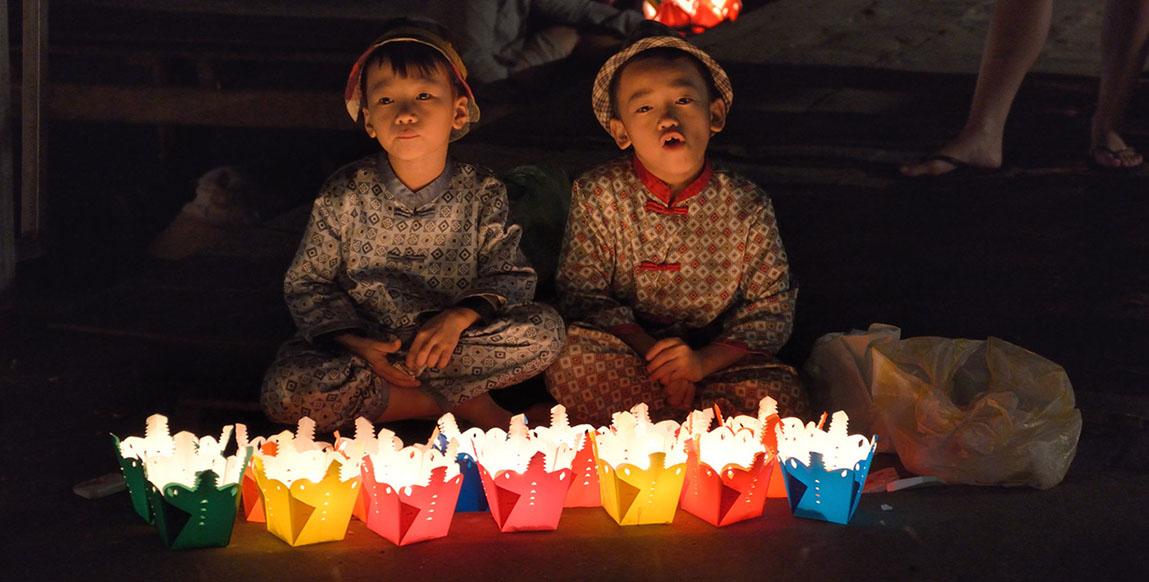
[529,405,600,508]
[478,451,573,532]
[467,414,576,532]
[361,457,463,545]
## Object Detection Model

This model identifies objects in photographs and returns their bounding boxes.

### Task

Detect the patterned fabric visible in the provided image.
[264,155,563,431]
[546,156,807,423]
[264,303,565,433]
[282,155,537,342]
[545,325,808,427]
[591,32,734,133]
[556,156,795,354]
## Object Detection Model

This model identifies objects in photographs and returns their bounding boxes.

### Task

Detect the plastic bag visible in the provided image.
[803,323,901,453]
[870,336,1081,489]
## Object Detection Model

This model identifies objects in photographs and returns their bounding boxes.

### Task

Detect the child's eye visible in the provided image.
[377,97,392,105]
[416,93,432,100]
[676,97,694,105]
[635,105,652,113]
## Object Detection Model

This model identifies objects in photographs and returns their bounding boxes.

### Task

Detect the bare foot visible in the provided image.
[452,393,514,430]
[900,136,1003,177]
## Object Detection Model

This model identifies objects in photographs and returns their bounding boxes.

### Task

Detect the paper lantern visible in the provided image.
[678,399,778,526]
[111,415,169,524]
[112,414,251,548]
[593,404,687,525]
[643,0,743,33]
[529,405,600,507]
[355,420,464,545]
[436,414,490,512]
[236,425,272,523]
[469,414,576,532]
[251,417,359,546]
[776,411,877,525]
[332,417,391,523]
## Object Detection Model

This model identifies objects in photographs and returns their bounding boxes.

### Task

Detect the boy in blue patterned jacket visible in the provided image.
[262,20,564,433]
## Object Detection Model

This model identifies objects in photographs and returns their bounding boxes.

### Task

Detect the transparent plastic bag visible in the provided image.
[803,323,901,452]
[870,336,1082,489]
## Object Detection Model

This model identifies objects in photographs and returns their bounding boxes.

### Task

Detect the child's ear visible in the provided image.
[452,95,470,130]
[608,118,632,150]
[709,97,728,134]
[362,109,378,139]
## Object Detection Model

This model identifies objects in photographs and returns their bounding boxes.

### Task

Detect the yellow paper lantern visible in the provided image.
[251,418,359,546]
[593,404,687,525]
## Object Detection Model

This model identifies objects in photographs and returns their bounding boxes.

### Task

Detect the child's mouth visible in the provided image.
[662,135,685,148]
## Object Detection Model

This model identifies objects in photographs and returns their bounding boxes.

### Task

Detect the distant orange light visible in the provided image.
[644,0,744,34]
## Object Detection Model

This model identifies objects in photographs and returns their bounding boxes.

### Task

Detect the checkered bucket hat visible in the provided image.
[591,32,733,134]
[344,23,481,141]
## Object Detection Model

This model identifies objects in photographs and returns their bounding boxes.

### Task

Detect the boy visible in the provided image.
[545,23,810,426]
[262,21,564,434]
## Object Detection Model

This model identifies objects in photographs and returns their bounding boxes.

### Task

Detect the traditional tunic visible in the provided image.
[262,155,564,432]
[545,156,808,425]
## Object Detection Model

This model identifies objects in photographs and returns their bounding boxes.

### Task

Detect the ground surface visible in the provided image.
[2,1,1148,580]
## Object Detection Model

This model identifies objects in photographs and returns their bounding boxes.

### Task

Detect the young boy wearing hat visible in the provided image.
[545,23,809,426]
[262,20,564,433]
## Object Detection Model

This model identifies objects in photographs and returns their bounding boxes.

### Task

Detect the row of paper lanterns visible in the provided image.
[112,398,877,549]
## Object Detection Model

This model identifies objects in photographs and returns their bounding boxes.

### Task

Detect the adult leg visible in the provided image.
[901,0,1054,176]
[1091,0,1149,169]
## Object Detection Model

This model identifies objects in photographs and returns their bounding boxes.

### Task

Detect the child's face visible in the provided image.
[361,58,469,165]
[609,55,727,190]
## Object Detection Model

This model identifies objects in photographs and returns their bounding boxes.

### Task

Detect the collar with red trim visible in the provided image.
[632,156,713,207]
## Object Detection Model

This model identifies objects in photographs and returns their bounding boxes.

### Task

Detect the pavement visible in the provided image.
[2,1,1148,580]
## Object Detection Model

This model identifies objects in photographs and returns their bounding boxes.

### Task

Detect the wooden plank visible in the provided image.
[54,0,410,20]
[1,0,14,295]
[43,83,357,130]
[21,0,47,240]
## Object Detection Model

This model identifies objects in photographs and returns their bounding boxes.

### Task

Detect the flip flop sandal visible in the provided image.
[905,154,1002,178]
[1087,147,1145,173]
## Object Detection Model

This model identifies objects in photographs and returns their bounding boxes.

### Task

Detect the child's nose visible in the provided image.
[394,103,417,124]
[657,113,678,129]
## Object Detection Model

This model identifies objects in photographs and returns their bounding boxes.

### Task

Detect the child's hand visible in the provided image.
[406,307,479,372]
[665,378,697,410]
[338,335,420,388]
[646,337,705,386]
